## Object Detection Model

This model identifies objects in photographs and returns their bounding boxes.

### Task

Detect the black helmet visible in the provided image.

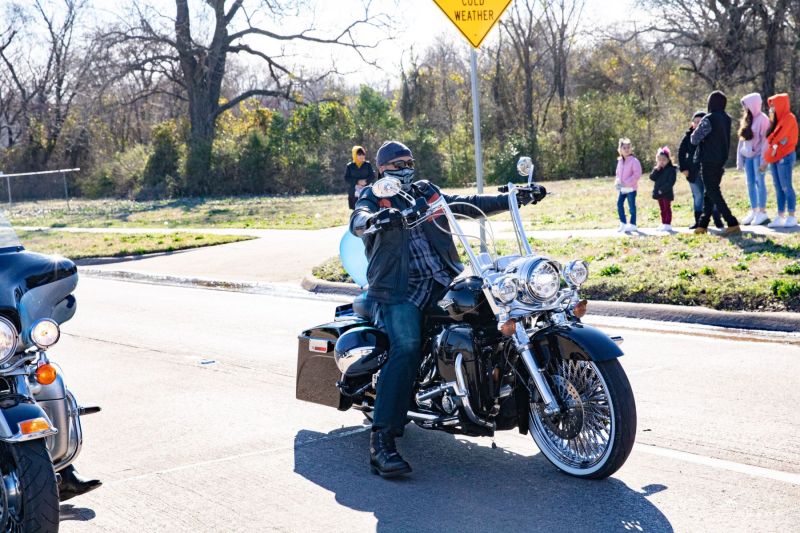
[334,327,389,377]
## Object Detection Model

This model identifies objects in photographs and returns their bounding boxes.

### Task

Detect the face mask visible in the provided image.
[384,168,415,190]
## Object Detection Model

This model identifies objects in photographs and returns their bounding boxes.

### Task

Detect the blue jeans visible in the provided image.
[770,151,796,213]
[617,191,637,225]
[743,155,768,209]
[372,301,423,434]
[688,178,705,212]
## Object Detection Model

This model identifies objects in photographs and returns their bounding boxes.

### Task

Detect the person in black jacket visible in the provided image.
[678,111,723,229]
[650,146,677,232]
[690,91,740,235]
[344,146,376,209]
[349,140,544,478]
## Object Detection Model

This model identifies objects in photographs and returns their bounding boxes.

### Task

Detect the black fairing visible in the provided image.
[0,249,77,329]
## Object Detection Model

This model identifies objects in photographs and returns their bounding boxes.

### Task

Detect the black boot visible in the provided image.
[369,430,411,478]
[58,465,102,501]
[689,211,701,229]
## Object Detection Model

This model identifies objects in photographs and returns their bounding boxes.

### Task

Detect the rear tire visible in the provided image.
[528,358,636,479]
[0,440,59,532]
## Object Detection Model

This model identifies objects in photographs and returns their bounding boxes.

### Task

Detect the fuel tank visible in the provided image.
[438,276,495,325]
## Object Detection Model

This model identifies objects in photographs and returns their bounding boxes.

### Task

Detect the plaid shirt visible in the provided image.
[406,224,452,309]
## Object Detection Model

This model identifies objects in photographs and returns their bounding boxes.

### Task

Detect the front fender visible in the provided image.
[0,396,58,442]
[531,322,624,362]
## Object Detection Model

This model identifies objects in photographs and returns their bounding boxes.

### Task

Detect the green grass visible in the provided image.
[313,231,800,312]
[3,166,783,231]
[17,230,252,260]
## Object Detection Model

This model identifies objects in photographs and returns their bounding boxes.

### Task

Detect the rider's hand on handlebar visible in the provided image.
[368,208,404,231]
[518,185,547,206]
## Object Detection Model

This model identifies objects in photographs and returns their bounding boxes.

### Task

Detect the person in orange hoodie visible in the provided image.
[760,94,799,228]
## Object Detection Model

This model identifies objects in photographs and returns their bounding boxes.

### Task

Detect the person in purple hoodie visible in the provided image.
[614,138,642,232]
[736,93,771,225]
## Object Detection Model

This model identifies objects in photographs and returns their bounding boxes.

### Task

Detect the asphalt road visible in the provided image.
[56,277,799,532]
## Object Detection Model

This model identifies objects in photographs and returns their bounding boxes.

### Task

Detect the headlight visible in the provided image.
[0,317,18,363]
[30,319,60,349]
[491,276,518,304]
[524,260,561,301]
[564,260,589,287]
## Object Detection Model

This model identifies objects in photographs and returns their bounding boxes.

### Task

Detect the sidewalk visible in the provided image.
[61,221,800,333]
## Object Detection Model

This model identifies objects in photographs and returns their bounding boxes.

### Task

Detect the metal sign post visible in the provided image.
[433,0,511,254]
[1,172,9,205]
[469,48,486,251]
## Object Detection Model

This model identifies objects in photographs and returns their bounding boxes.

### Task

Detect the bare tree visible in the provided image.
[104,0,387,194]
[542,0,584,133]
[501,0,550,160]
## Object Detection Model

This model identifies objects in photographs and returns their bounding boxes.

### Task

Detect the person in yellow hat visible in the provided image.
[344,146,376,209]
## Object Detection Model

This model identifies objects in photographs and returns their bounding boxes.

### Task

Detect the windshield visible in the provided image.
[0,209,22,252]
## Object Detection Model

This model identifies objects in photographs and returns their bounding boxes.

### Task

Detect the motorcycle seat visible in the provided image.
[352,292,374,321]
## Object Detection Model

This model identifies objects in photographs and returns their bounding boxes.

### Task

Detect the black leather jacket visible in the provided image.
[349,180,511,304]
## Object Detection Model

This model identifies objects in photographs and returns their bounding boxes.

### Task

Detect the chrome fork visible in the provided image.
[512,321,560,416]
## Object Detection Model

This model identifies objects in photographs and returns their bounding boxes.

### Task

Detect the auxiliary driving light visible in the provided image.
[35,363,57,385]
[564,260,589,287]
[0,317,18,364]
[30,319,60,349]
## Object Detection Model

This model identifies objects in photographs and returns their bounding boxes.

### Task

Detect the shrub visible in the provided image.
[599,264,623,276]
[771,279,800,301]
[85,144,150,198]
[142,120,183,197]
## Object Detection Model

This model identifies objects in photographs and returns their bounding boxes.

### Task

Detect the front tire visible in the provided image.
[0,440,59,532]
[528,358,636,479]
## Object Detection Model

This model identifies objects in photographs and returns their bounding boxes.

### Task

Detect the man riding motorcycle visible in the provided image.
[349,141,546,477]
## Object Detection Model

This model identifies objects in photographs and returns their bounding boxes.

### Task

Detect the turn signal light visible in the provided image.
[500,319,516,337]
[35,364,57,385]
[19,418,51,435]
[572,299,588,319]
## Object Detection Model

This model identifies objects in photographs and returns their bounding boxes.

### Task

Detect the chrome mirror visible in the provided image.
[372,177,402,198]
[517,156,534,186]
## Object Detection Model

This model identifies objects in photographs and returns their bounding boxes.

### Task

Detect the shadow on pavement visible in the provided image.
[59,503,96,522]
[294,425,673,532]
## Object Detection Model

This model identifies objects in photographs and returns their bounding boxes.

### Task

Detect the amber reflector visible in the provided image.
[35,364,57,385]
[19,418,51,435]
[500,319,516,337]
[573,299,588,319]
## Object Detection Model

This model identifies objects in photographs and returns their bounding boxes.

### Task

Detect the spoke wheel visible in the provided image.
[529,358,636,479]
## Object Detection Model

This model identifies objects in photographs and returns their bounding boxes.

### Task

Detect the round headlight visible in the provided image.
[491,276,518,304]
[30,319,60,349]
[0,317,18,363]
[564,260,589,287]
[527,261,561,301]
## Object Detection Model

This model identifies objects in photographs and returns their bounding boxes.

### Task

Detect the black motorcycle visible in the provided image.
[297,158,636,479]
[0,213,98,531]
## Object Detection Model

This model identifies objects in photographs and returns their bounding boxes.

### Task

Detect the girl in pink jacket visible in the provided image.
[736,93,771,225]
[615,138,642,232]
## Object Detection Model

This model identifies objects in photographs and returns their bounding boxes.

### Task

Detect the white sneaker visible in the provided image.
[663,224,673,232]
[625,223,637,232]
[617,223,626,232]
[784,216,798,228]
[752,212,769,225]
[742,211,756,225]
[768,216,785,228]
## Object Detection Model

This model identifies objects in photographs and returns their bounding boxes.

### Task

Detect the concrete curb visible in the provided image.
[301,274,800,333]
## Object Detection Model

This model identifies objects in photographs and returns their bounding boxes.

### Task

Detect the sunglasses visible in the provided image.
[388,159,415,170]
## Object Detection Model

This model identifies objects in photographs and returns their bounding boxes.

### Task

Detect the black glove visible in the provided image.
[518,185,547,206]
[368,208,404,231]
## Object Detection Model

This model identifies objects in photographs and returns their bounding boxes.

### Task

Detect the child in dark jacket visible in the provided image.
[650,146,677,232]
[678,111,723,229]
[690,90,740,235]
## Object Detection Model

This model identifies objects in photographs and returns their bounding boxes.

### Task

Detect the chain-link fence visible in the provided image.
[0,168,80,208]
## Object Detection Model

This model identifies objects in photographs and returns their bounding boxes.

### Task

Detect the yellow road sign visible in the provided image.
[432,0,512,48]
